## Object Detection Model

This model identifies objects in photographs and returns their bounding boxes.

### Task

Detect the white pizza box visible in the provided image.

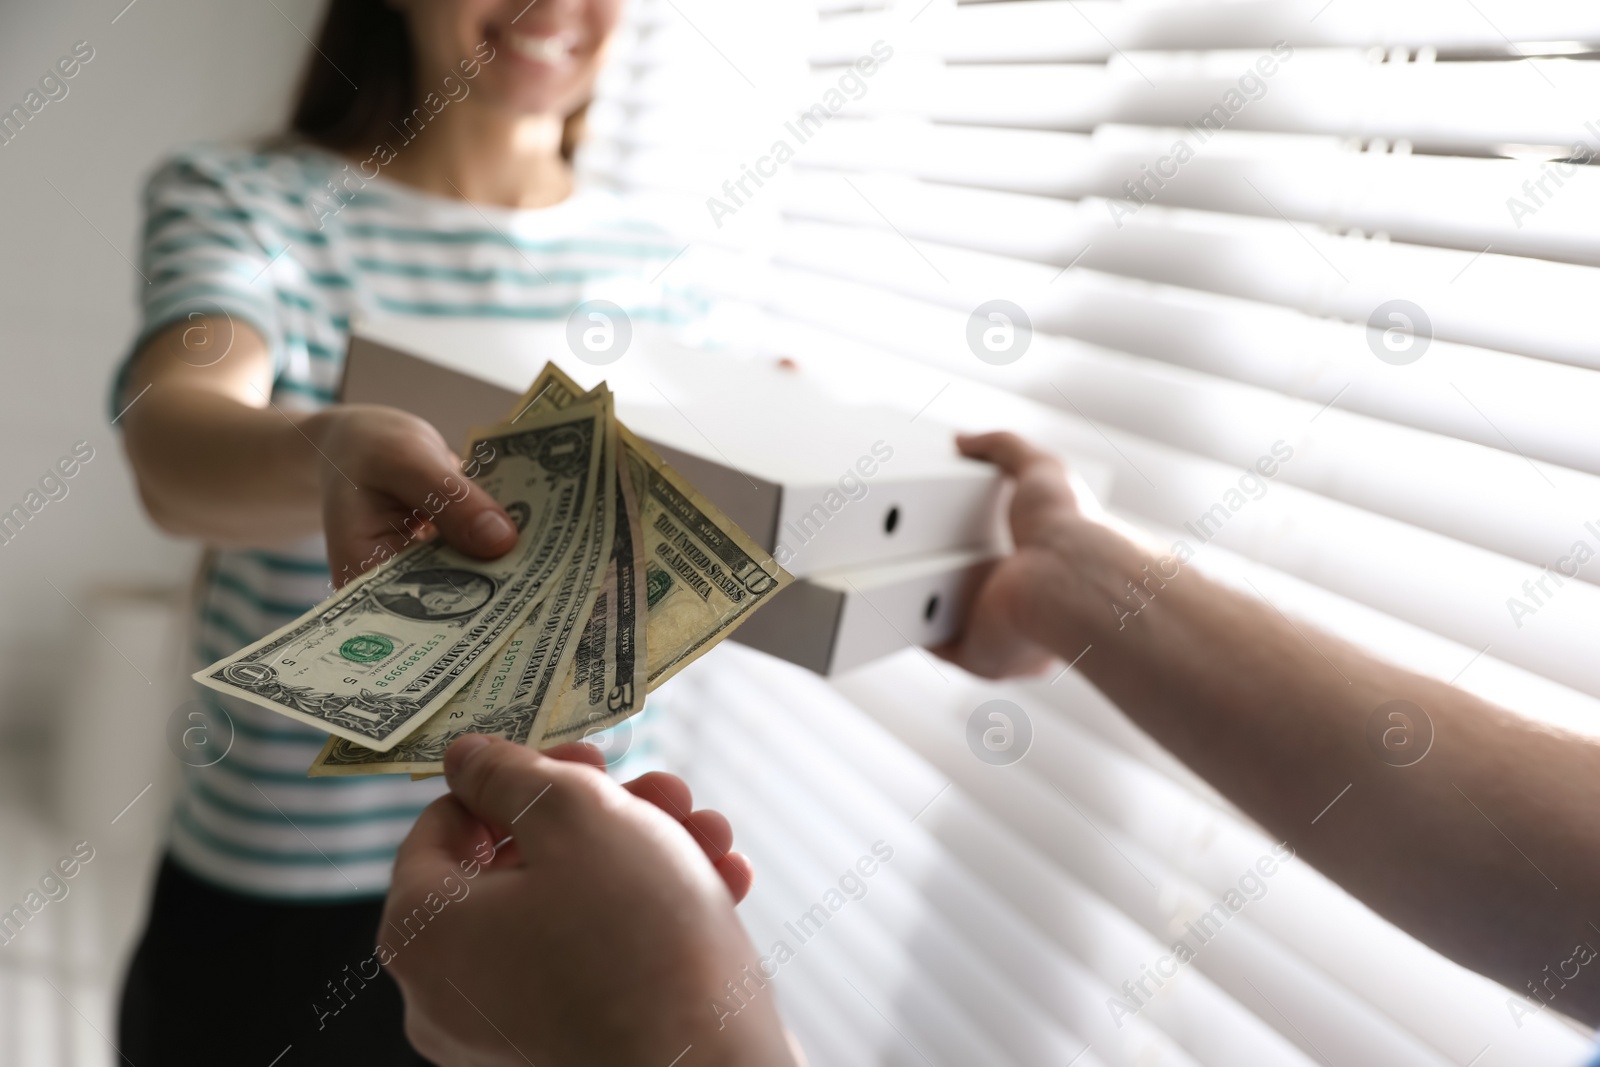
[732,549,999,676]
[340,317,1009,578]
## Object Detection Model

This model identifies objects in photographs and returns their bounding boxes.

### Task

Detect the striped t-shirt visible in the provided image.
[120,141,706,899]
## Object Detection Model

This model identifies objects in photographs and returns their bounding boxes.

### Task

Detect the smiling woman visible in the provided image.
[109,0,706,1062]
[290,0,617,207]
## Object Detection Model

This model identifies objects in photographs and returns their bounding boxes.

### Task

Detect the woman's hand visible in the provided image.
[935,432,1098,679]
[310,405,518,587]
[120,318,516,575]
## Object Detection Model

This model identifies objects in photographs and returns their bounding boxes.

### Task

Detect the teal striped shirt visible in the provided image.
[121,141,705,899]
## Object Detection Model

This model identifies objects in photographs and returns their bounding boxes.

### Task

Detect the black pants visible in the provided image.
[119,855,433,1066]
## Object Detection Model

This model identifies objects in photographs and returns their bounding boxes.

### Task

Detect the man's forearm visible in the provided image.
[1026,516,1600,1021]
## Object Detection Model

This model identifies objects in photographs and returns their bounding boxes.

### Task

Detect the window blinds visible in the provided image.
[583,1,1600,1063]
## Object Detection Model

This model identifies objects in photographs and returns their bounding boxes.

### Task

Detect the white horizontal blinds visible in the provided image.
[833,664,1472,1067]
[787,119,1600,266]
[694,303,1600,735]
[710,8,1600,624]
[815,52,1600,151]
[883,0,1600,57]
[639,642,1595,1066]
[775,173,1600,369]
[711,253,1600,680]
[759,216,1600,467]
[582,1,1600,1065]
[646,651,1309,1067]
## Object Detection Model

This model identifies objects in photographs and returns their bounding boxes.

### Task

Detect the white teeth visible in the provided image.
[508,34,573,63]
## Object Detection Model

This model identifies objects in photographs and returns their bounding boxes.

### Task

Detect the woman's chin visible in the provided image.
[476,78,591,124]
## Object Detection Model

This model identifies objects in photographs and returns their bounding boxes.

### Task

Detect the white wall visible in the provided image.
[0,0,322,734]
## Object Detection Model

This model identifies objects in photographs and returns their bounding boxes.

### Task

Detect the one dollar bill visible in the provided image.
[302,360,794,774]
[196,399,606,752]
[309,391,620,775]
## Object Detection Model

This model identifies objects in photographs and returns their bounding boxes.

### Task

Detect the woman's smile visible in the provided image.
[503,29,579,67]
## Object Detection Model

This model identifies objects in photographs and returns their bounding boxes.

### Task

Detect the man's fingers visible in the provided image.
[542,742,608,771]
[623,771,693,817]
[392,794,496,889]
[445,735,577,837]
[682,808,734,861]
[716,851,755,903]
[956,431,1062,480]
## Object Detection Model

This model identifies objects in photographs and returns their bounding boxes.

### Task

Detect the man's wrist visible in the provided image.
[1020,514,1163,653]
[665,949,803,1067]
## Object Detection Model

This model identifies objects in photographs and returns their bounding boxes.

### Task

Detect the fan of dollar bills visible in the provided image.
[194,362,793,778]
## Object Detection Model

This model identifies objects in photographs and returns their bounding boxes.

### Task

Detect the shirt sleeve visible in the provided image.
[109,148,290,420]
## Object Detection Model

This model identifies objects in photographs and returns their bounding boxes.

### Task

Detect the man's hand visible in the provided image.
[935,432,1097,678]
[384,736,796,1067]
[312,405,517,587]
[936,429,1600,1025]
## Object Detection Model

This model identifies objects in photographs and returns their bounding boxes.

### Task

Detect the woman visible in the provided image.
[113,0,726,1061]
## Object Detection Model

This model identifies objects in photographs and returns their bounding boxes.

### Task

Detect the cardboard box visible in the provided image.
[732,549,998,675]
[341,318,1008,577]
[338,318,1112,675]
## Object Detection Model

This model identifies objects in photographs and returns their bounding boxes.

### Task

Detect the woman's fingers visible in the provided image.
[323,486,424,586]
[367,423,516,560]
[319,408,518,586]
[429,481,517,559]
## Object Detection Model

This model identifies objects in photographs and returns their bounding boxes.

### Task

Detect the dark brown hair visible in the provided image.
[288,0,586,162]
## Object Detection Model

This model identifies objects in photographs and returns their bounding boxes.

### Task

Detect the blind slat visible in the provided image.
[803,658,1443,1067]
[695,726,1099,1066]
[809,0,1600,65]
[672,656,1318,1065]
[678,670,1213,1067]
[795,57,1600,155]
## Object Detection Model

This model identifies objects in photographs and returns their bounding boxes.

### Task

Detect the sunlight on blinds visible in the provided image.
[584,0,1600,1063]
